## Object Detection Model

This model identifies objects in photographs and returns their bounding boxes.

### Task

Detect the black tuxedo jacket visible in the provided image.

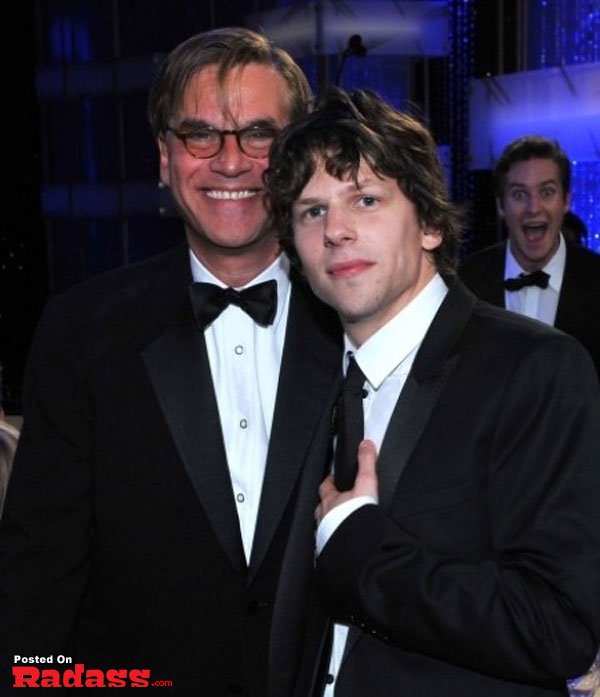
[296,281,600,697]
[0,245,342,695]
[459,241,600,376]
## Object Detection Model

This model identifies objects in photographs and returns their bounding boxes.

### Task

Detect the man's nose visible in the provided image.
[323,207,357,246]
[209,133,252,176]
[526,192,543,213]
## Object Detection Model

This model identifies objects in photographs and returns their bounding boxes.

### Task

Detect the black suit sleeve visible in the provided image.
[316,334,600,684]
[0,295,93,668]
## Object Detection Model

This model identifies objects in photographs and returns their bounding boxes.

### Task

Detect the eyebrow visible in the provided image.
[174,117,280,131]
[295,177,380,206]
[294,196,324,206]
[507,178,558,190]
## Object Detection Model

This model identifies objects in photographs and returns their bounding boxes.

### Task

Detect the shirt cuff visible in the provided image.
[316,496,378,555]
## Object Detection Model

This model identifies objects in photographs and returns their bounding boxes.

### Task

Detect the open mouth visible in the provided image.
[522,222,548,241]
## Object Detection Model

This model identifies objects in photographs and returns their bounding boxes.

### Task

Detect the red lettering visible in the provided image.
[130,669,151,687]
[106,669,127,687]
[13,663,153,688]
[40,669,62,688]
[84,669,106,687]
[63,663,85,688]
[12,667,40,687]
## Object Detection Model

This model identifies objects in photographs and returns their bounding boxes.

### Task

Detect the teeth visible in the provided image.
[205,190,257,200]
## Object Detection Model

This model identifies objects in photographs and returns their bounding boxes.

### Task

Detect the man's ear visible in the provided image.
[422,228,442,251]
[158,137,170,188]
[496,196,505,218]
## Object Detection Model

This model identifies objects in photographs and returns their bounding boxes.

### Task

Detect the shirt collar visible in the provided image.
[345,273,448,389]
[505,234,565,292]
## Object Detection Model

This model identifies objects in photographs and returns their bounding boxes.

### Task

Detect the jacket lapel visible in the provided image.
[141,250,245,573]
[379,279,475,508]
[249,280,342,579]
[377,356,459,510]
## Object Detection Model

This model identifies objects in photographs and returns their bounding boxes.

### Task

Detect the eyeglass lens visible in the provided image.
[174,126,277,159]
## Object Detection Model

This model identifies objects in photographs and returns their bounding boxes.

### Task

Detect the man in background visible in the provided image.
[0,28,340,695]
[460,135,600,375]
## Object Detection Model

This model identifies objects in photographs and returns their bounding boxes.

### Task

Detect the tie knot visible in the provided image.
[504,269,550,291]
[189,279,278,330]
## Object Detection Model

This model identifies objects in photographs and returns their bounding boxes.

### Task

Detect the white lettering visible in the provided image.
[13,655,53,664]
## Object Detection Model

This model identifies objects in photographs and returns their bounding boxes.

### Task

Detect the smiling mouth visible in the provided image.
[204,189,259,200]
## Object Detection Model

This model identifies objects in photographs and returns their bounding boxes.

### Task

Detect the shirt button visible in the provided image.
[240,418,248,429]
[325,674,335,685]
[237,493,245,503]
[235,345,244,355]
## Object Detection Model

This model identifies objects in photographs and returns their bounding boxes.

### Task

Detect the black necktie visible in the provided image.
[503,269,550,291]
[334,355,366,492]
[189,279,277,330]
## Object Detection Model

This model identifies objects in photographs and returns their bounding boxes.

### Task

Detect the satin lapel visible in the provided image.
[141,314,245,574]
[379,279,475,510]
[249,281,342,579]
[377,355,459,510]
[342,279,475,663]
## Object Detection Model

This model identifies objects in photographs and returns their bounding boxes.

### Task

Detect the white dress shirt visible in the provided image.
[504,233,566,326]
[190,250,292,562]
[318,273,448,696]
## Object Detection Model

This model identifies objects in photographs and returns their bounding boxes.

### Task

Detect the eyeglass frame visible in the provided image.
[165,122,280,160]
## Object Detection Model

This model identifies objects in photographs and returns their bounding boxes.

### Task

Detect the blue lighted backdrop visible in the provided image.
[528,0,600,252]
[276,0,600,253]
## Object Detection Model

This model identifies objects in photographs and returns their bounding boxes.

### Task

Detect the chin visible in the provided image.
[213,226,271,249]
[336,304,368,325]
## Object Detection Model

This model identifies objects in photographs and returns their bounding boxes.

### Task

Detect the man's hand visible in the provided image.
[316,439,379,524]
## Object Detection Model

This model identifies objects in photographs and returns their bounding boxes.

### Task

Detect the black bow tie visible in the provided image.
[189,279,278,330]
[503,269,550,291]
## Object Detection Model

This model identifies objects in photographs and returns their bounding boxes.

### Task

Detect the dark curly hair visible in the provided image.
[265,86,463,275]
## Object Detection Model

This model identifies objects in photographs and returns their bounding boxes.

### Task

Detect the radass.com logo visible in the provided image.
[12,655,173,688]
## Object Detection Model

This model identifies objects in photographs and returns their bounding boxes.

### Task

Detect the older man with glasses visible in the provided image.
[0,27,341,696]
